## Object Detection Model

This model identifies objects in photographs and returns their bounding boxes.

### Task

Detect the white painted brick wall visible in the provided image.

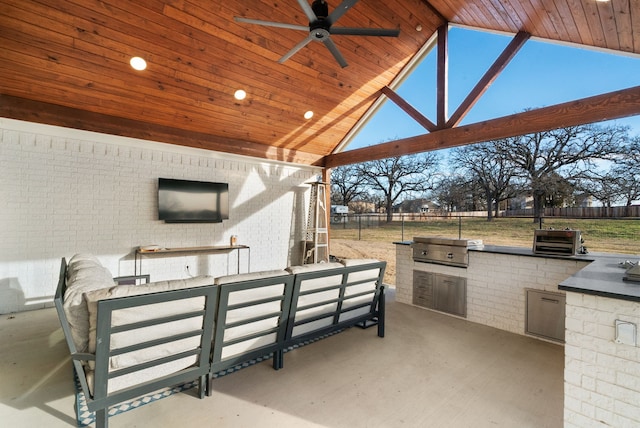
[395,244,412,304]
[395,244,589,337]
[564,291,640,427]
[0,119,319,313]
[466,251,589,335]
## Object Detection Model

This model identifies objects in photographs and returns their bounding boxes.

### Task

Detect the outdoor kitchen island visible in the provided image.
[395,239,640,427]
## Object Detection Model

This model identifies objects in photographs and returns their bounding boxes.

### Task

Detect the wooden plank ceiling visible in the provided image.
[1,0,639,166]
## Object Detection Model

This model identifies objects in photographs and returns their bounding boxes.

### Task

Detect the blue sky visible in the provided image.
[346,26,640,150]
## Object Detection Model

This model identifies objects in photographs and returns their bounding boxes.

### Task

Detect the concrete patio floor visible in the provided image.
[0,289,564,427]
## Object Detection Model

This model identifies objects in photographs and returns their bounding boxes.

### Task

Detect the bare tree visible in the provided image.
[357,153,439,222]
[495,124,627,222]
[450,141,521,221]
[578,170,621,207]
[614,136,640,207]
[434,175,462,212]
[542,172,576,207]
[432,174,485,212]
[583,136,640,207]
[330,164,366,206]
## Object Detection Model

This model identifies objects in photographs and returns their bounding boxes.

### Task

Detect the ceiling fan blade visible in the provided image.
[234,17,307,32]
[279,34,314,64]
[297,0,317,22]
[322,37,348,68]
[331,27,400,37]
[328,0,359,25]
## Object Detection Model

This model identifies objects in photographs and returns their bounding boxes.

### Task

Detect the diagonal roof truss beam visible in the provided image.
[446,30,531,128]
[322,85,640,168]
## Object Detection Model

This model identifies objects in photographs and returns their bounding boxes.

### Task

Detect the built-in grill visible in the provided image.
[412,237,483,268]
[532,229,582,256]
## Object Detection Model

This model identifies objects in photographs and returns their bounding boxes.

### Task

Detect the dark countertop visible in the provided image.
[469,244,595,261]
[395,240,640,302]
[557,253,640,302]
[394,241,412,246]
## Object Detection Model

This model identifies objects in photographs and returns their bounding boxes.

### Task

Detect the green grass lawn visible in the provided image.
[329,217,640,255]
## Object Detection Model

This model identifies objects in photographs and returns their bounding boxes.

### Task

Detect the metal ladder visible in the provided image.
[302,182,329,264]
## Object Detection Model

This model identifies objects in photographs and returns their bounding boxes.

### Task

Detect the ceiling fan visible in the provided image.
[235,0,400,68]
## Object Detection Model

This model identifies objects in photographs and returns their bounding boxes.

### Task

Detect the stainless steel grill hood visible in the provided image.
[412,237,483,267]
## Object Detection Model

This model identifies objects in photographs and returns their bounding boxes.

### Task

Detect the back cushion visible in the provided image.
[341,259,382,302]
[63,255,115,352]
[287,263,344,336]
[215,269,289,286]
[84,275,214,370]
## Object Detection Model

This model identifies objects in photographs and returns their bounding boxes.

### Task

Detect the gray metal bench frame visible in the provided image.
[207,274,295,394]
[54,258,217,428]
[284,261,386,350]
[54,258,386,426]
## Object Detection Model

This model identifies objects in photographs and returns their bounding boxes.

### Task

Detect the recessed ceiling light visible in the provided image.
[304,111,314,120]
[234,89,247,100]
[130,56,147,71]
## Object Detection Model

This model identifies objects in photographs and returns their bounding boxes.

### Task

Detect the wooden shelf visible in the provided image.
[138,245,249,254]
[135,245,250,276]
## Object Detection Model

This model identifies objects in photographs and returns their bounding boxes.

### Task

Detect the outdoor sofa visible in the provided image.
[54,254,386,427]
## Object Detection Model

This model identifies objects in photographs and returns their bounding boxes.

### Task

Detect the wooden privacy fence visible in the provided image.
[502,206,640,218]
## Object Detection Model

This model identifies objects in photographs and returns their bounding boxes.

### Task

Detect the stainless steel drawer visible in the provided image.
[413,271,434,308]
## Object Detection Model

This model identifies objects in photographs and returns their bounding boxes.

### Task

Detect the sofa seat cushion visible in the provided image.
[83,275,214,371]
[63,255,116,352]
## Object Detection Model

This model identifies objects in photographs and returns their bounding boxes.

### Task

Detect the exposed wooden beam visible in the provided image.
[380,86,437,132]
[436,24,449,128]
[419,0,448,23]
[0,95,323,165]
[447,31,531,128]
[322,85,640,168]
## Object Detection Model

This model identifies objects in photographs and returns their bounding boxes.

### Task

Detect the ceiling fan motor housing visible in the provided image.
[311,0,329,19]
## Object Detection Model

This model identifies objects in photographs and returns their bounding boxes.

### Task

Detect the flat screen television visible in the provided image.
[158,178,229,223]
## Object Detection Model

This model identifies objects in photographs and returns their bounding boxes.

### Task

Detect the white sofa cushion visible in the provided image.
[67,253,101,268]
[215,270,290,360]
[63,255,115,352]
[214,269,289,285]
[286,262,344,275]
[341,259,382,294]
[86,354,198,395]
[340,259,382,319]
[84,275,215,371]
[340,258,380,267]
[286,263,344,338]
